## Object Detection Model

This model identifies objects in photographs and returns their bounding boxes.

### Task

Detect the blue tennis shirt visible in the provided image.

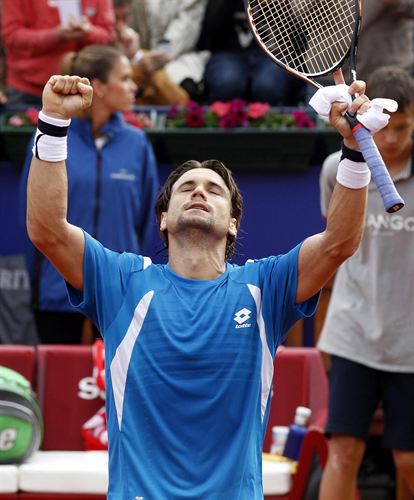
[68,232,318,499]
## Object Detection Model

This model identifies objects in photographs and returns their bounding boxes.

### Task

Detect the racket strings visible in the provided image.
[255,1,352,69]
[248,0,355,76]
[252,1,352,62]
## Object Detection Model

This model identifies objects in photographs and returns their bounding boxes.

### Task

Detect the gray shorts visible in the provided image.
[326,355,414,450]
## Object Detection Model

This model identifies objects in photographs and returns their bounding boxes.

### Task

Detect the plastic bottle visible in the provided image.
[282,406,312,461]
[269,425,289,456]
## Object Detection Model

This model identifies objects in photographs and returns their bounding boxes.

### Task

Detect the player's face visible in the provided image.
[96,55,137,113]
[374,109,414,160]
[160,168,237,240]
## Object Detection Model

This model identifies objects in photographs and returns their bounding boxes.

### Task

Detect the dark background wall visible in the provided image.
[0,160,325,260]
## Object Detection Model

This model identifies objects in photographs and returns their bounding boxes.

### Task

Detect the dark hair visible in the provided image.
[366,66,414,113]
[155,159,244,261]
[60,45,124,83]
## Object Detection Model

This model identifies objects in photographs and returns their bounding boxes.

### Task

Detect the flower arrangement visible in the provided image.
[164,100,316,130]
[122,112,155,129]
[5,100,316,130]
[7,107,39,127]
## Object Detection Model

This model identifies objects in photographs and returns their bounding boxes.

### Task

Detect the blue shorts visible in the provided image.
[326,355,414,450]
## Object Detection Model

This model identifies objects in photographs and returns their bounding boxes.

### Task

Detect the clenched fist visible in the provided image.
[42,75,93,120]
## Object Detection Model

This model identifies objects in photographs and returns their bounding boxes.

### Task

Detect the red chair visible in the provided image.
[287,426,328,500]
[0,345,36,384]
[0,346,36,500]
[17,346,106,500]
[35,345,103,451]
[263,347,360,500]
[261,347,328,499]
[19,495,104,500]
[263,346,328,454]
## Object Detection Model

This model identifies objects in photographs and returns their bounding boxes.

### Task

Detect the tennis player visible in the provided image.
[27,73,372,499]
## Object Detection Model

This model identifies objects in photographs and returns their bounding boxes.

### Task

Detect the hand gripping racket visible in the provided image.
[245,0,404,213]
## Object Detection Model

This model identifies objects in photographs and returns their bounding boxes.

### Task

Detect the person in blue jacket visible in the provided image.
[20,44,159,344]
[26,70,375,498]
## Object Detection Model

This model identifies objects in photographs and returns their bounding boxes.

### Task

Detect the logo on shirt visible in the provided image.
[234,308,252,329]
[110,169,136,181]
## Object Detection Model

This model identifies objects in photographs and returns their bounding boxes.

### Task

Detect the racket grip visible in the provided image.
[352,124,404,213]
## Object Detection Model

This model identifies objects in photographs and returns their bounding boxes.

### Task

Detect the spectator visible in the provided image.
[113,0,189,105]
[2,0,115,106]
[318,66,414,499]
[318,0,414,86]
[356,0,414,81]
[20,45,159,344]
[128,0,209,101]
[199,0,306,105]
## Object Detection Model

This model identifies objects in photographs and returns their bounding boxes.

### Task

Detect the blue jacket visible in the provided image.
[20,113,160,312]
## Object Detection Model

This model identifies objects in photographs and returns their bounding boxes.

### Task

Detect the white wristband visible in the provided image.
[32,111,71,162]
[38,110,71,128]
[336,158,371,189]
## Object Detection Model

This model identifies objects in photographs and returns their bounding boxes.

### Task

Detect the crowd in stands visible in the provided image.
[1,0,414,109]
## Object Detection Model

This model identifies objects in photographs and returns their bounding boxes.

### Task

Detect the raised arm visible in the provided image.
[296,76,371,303]
[26,75,93,292]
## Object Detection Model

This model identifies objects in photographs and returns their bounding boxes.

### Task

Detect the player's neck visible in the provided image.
[167,239,227,280]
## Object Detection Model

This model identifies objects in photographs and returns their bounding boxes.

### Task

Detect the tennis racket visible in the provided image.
[245,0,404,213]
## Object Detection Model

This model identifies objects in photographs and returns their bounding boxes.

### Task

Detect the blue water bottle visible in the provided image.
[282,406,312,461]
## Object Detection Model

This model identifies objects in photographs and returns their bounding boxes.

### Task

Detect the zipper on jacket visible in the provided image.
[92,149,102,239]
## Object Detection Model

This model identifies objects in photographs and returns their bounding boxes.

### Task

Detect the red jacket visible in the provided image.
[2,0,115,96]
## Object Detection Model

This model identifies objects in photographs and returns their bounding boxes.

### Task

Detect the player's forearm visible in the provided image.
[296,182,367,303]
[323,182,367,263]
[26,157,70,253]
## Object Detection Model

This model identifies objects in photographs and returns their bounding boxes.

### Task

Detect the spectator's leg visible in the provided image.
[393,451,414,495]
[204,51,248,103]
[384,371,414,495]
[249,50,306,105]
[320,356,381,500]
[320,434,366,500]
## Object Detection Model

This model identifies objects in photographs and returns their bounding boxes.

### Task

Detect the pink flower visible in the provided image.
[8,115,24,126]
[135,113,154,129]
[292,110,315,129]
[229,99,247,113]
[26,107,39,124]
[219,112,248,129]
[167,104,180,119]
[185,110,205,128]
[184,101,205,127]
[186,100,204,114]
[123,112,146,129]
[210,101,231,118]
[247,102,270,119]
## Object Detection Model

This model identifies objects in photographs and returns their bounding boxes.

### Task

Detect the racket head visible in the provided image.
[245,0,362,87]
